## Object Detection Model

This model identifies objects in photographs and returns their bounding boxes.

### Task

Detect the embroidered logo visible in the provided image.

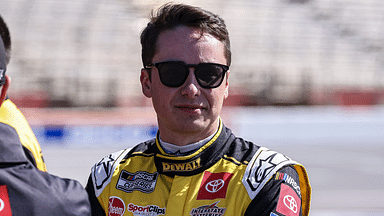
[190,201,226,216]
[0,185,12,216]
[93,150,124,191]
[275,172,301,197]
[246,151,290,190]
[206,179,224,193]
[276,184,301,216]
[242,147,295,200]
[197,171,233,200]
[127,203,165,215]
[162,158,201,172]
[116,171,158,193]
[108,196,125,216]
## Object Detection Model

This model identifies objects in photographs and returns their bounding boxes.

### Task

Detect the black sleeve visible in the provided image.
[85,174,107,216]
[22,145,38,167]
[0,123,92,215]
[10,168,92,216]
[244,165,302,216]
[48,175,93,216]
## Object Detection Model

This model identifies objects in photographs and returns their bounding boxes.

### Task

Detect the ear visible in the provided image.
[140,68,152,98]
[224,71,229,99]
[0,75,11,106]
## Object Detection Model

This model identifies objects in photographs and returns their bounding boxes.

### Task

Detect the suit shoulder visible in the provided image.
[241,147,299,200]
[225,137,261,165]
[89,139,156,197]
[123,139,156,159]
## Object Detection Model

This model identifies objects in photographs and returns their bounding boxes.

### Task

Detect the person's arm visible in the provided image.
[0,98,47,172]
[244,166,303,216]
[85,174,107,216]
[48,175,92,216]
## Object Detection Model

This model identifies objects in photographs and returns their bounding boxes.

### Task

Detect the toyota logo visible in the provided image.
[0,198,4,212]
[205,179,224,193]
[283,195,298,213]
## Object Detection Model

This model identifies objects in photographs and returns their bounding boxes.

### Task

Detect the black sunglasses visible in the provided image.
[145,61,229,89]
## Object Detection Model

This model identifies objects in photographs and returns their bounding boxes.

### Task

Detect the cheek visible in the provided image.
[215,86,228,101]
[207,91,226,109]
[151,86,175,107]
[152,89,166,105]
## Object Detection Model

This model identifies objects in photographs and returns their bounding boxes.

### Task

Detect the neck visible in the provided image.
[158,118,221,146]
[0,75,9,106]
[159,133,215,155]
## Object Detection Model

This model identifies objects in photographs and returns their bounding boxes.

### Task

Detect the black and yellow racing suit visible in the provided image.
[86,121,311,216]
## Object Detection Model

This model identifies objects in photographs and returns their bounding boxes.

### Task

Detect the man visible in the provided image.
[87,3,311,216]
[0,15,91,215]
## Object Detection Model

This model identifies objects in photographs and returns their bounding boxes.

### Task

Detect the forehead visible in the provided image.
[153,26,226,64]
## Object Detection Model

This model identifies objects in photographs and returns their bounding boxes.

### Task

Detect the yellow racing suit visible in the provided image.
[86,122,311,216]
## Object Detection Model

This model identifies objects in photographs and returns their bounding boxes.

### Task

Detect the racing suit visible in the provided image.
[0,102,91,215]
[86,121,311,216]
[0,98,47,171]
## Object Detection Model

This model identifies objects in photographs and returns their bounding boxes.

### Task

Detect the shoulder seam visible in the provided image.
[223,155,248,165]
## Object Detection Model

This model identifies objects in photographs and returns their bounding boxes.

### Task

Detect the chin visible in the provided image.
[178,119,215,134]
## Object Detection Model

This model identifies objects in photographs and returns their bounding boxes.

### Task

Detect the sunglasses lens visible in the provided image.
[195,64,224,88]
[158,63,188,87]
[153,62,227,88]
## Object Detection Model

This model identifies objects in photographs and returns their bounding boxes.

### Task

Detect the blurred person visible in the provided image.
[0,15,47,172]
[0,15,91,215]
[86,3,311,216]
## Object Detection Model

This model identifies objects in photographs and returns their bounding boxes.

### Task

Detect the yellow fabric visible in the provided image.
[294,164,312,216]
[97,154,252,216]
[92,122,311,216]
[95,149,311,216]
[0,99,47,171]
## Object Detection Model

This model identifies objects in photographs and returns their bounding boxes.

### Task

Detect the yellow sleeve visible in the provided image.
[0,99,47,171]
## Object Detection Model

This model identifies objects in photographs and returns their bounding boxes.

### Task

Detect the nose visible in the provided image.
[180,68,200,98]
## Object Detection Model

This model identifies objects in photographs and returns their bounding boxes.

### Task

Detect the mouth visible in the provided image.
[175,105,206,114]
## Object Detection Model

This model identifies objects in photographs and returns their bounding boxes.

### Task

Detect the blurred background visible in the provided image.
[0,0,383,215]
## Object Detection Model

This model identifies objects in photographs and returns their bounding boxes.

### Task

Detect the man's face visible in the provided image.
[140,26,229,145]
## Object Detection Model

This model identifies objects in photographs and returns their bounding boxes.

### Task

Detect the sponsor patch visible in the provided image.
[190,201,226,216]
[0,185,12,216]
[275,172,301,197]
[116,170,158,193]
[127,203,165,215]
[242,147,297,199]
[162,158,201,172]
[92,149,126,197]
[276,184,301,216]
[108,196,125,216]
[197,171,233,200]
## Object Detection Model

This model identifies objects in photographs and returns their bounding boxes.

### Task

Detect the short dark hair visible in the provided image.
[140,3,231,67]
[0,15,11,64]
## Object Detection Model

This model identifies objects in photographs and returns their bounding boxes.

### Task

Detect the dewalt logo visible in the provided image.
[162,158,201,172]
